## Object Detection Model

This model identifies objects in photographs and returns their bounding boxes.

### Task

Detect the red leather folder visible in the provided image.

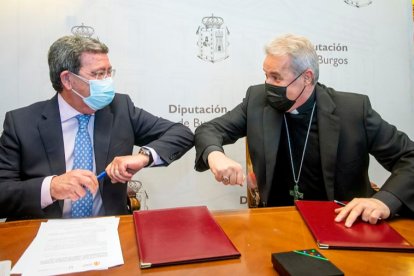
[133,206,241,268]
[295,200,414,251]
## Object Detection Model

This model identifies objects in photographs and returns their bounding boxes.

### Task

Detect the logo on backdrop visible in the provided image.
[196,14,230,63]
[343,0,372,8]
[71,23,95,37]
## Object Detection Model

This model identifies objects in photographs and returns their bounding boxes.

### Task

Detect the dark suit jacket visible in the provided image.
[195,83,414,213]
[0,93,194,219]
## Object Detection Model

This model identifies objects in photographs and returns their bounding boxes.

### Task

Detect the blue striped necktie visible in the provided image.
[71,114,93,218]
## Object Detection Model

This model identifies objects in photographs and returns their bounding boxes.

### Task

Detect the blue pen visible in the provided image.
[97,171,107,180]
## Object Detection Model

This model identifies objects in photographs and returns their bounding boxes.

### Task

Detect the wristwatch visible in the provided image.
[139,147,153,167]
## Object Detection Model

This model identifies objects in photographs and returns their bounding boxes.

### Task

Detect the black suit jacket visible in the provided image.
[0,93,194,219]
[195,83,414,213]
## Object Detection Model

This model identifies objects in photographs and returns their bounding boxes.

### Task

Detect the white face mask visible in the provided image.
[71,73,115,111]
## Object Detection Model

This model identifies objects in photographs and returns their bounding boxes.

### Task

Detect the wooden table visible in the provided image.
[1,207,413,275]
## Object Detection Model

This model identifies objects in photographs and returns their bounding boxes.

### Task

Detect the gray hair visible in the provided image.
[48,35,109,92]
[265,34,319,84]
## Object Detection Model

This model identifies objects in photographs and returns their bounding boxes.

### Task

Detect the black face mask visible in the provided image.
[266,71,306,112]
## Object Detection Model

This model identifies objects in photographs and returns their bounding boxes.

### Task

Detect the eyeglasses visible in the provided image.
[90,68,116,80]
[70,69,116,82]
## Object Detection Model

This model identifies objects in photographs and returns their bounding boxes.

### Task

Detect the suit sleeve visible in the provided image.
[124,95,194,165]
[0,112,46,218]
[194,86,252,171]
[364,96,414,214]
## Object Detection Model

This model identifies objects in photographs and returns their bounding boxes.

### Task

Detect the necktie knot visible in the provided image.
[76,114,91,130]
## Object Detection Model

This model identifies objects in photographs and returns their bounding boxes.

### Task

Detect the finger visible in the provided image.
[113,174,130,183]
[334,207,350,222]
[111,167,124,182]
[78,174,98,194]
[73,184,87,199]
[118,167,134,179]
[112,166,119,178]
[222,175,230,185]
[69,193,80,201]
[334,207,344,214]
[368,210,382,224]
[361,207,375,222]
[70,187,85,201]
[236,172,244,186]
[344,208,363,228]
[114,162,133,183]
[107,160,119,176]
[115,161,128,175]
[334,198,359,222]
[109,164,132,183]
[106,164,123,183]
[228,173,236,185]
[105,164,113,178]
[213,172,223,183]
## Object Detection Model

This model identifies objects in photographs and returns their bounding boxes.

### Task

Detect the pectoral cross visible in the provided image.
[289,184,303,201]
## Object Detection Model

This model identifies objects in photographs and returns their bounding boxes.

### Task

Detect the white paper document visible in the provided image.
[0,260,11,276]
[11,217,124,275]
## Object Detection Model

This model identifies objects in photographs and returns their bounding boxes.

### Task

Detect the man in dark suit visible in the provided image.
[0,35,194,220]
[195,34,414,227]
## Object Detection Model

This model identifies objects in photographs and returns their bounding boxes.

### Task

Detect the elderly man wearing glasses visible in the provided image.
[0,35,194,220]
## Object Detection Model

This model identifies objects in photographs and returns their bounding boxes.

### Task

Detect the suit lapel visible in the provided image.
[38,95,66,176]
[316,86,340,200]
[94,106,113,192]
[38,95,66,211]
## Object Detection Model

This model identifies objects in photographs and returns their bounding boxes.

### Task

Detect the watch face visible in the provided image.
[139,148,153,166]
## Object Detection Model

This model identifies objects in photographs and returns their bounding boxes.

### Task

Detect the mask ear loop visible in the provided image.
[71,88,86,99]
[69,71,91,100]
[289,69,309,101]
[293,84,306,101]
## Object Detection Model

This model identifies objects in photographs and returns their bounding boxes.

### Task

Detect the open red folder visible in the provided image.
[133,206,241,268]
[295,200,414,251]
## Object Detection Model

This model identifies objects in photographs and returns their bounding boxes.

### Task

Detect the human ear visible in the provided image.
[304,70,314,85]
[60,70,72,90]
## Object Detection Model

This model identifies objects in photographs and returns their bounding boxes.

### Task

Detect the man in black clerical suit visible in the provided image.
[194,33,414,227]
[0,35,194,220]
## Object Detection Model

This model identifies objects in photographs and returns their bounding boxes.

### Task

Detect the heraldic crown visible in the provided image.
[71,23,95,37]
[202,14,224,29]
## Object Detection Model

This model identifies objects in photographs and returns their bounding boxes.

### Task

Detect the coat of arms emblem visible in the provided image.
[196,14,230,63]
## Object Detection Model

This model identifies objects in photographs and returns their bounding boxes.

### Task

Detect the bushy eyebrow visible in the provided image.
[263,69,283,79]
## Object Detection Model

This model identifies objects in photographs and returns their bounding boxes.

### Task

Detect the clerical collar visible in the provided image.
[289,88,316,115]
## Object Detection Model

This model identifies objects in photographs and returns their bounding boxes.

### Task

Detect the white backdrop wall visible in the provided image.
[1,0,413,210]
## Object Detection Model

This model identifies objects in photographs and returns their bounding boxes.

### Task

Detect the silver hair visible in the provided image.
[265,34,319,84]
[48,35,109,92]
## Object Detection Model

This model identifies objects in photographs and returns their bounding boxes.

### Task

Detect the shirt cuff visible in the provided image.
[143,147,163,166]
[373,190,402,217]
[41,176,56,209]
